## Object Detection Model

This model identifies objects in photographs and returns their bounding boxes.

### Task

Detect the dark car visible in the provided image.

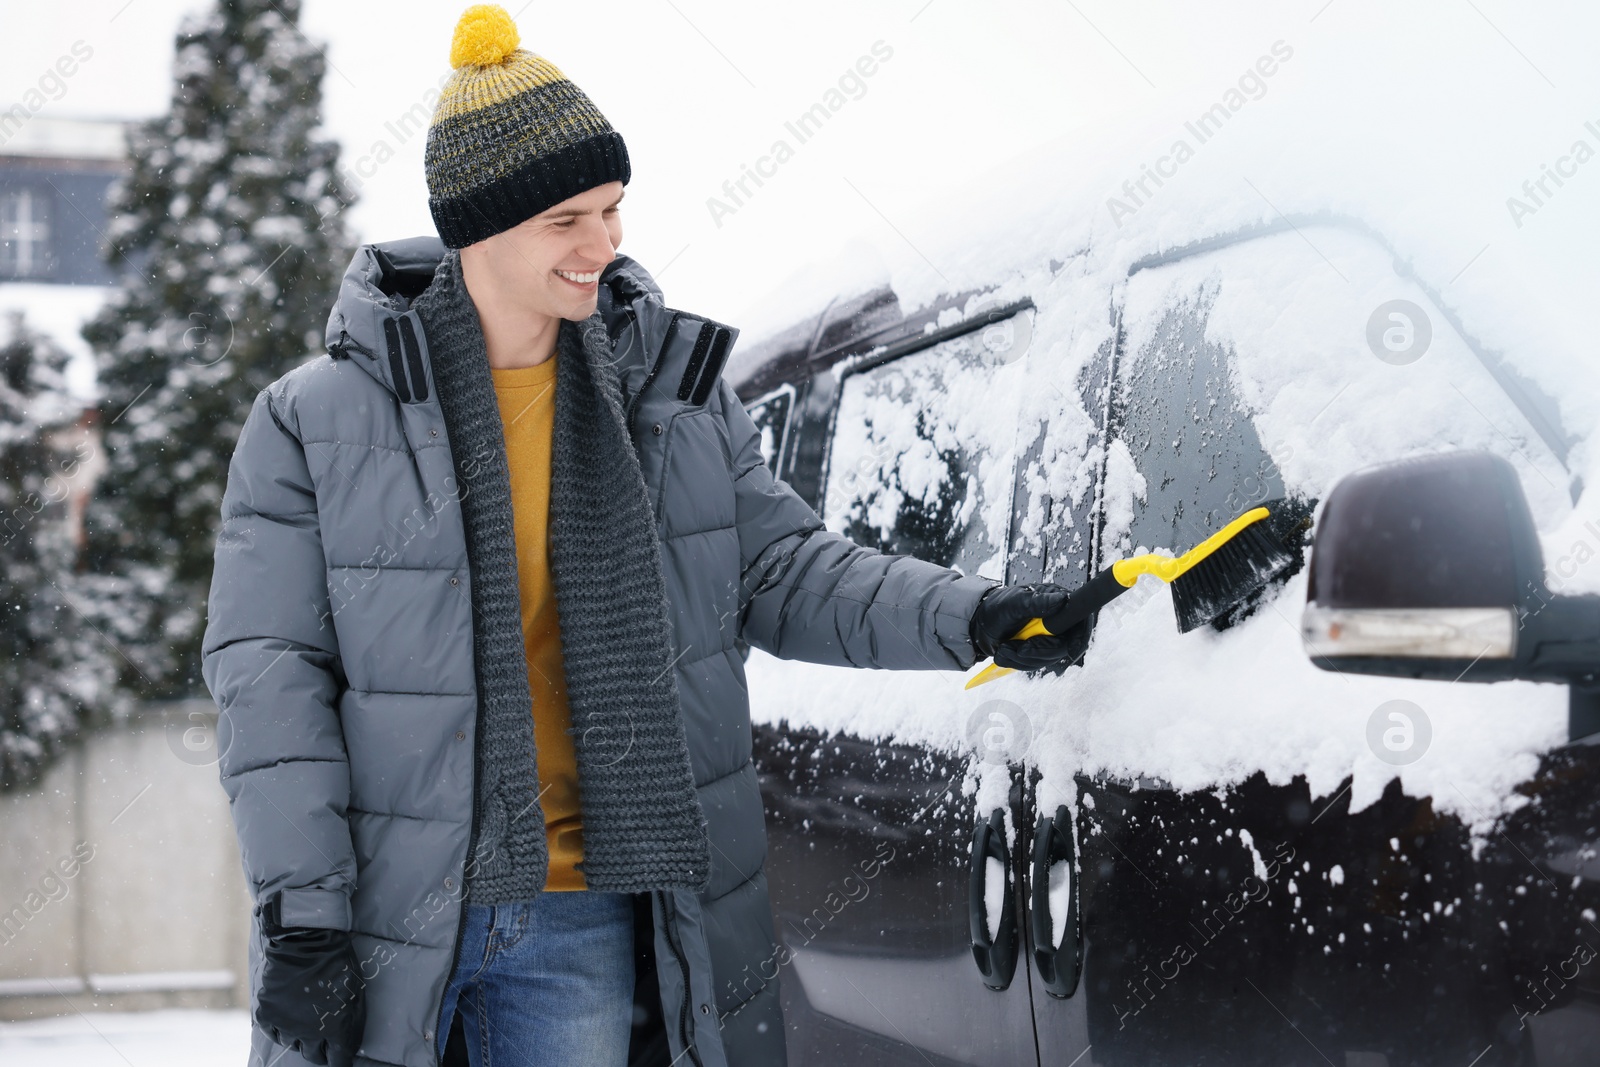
[725,216,1599,1066]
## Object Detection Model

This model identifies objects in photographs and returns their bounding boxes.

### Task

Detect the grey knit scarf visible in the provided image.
[410,249,708,901]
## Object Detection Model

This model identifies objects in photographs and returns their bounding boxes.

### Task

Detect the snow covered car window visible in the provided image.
[821,309,1033,579]
[742,382,795,474]
[1067,223,1575,808]
[1111,225,1571,569]
[1111,286,1282,562]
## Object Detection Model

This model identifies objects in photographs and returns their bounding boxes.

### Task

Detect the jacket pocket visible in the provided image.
[658,408,737,538]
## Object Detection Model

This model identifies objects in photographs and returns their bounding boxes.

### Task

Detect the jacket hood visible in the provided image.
[323,235,666,399]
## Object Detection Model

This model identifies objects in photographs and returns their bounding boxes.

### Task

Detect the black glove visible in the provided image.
[255,895,366,1067]
[969,582,1089,672]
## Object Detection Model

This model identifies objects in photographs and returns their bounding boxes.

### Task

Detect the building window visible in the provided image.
[0,187,54,279]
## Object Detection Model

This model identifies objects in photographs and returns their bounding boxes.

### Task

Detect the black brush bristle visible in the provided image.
[1171,498,1311,633]
[1209,496,1318,632]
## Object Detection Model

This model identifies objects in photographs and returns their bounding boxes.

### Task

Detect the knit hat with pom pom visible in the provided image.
[424,4,630,249]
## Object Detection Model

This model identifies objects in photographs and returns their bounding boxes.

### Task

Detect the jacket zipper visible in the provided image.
[434,486,484,1067]
[625,311,681,437]
[657,889,704,1067]
[620,300,703,1066]
[433,728,480,1065]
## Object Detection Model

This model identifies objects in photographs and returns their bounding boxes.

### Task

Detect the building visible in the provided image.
[0,113,128,376]
[0,117,251,1024]
[0,115,127,563]
[0,113,126,286]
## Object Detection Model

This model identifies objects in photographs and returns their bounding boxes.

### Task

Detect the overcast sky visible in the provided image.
[4,1,1598,341]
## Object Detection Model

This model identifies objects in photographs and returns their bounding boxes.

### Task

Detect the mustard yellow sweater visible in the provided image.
[489,356,585,891]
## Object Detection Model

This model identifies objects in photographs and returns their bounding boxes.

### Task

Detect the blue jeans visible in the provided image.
[434,892,636,1067]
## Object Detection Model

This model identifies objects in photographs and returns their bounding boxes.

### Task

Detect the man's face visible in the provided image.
[463,180,625,320]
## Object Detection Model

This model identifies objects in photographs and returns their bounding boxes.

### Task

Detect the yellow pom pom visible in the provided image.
[449,4,521,69]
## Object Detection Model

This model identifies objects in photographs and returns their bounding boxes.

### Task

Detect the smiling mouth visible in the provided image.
[554,268,601,288]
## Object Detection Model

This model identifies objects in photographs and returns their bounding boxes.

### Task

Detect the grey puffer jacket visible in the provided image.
[201,235,994,1067]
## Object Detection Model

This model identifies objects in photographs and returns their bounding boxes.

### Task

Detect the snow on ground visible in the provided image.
[742,7,1600,835]
[0,1010,251,1067]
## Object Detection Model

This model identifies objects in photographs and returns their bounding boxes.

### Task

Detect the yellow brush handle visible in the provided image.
[963,506,1271,690]
[1109,506,1270,587]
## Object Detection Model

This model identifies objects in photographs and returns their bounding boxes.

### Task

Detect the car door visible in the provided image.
[751,305,1045,1066]
[1025,220,1588,1067]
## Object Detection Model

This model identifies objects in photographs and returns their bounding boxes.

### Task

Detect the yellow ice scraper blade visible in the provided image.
[965,662,1016,689]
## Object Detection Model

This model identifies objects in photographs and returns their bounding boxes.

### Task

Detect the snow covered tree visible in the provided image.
[81,0,356,699]
[0,312,120,790]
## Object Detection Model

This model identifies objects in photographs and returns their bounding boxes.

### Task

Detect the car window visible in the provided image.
[1010,316,1115,593]
[742,382,795,475]
[1111,285,1283,563]
[1114,225,1572,556]
[820,309,1034,578]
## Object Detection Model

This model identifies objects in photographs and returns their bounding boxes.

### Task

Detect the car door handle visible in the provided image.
[969,808,1019,991]
[1030,803,1082,998]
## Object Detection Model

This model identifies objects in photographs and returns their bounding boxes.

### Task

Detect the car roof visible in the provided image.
[730,212,1578,502]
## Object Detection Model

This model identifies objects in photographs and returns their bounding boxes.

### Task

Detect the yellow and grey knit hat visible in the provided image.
[424,5,631,249]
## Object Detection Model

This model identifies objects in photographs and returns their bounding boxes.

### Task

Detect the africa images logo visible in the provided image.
[706,41,895,228]
[1106,40,1294,227]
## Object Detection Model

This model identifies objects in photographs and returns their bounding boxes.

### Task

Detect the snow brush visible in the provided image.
[964,500,1304,690]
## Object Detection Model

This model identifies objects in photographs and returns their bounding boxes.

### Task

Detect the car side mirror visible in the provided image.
[1301,451,1600,741]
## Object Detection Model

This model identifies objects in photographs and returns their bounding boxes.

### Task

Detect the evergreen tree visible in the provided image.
[0,312,120,789]
[81,0,356,698]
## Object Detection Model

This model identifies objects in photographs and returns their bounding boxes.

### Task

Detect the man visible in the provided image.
[201,6,1085,1066]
